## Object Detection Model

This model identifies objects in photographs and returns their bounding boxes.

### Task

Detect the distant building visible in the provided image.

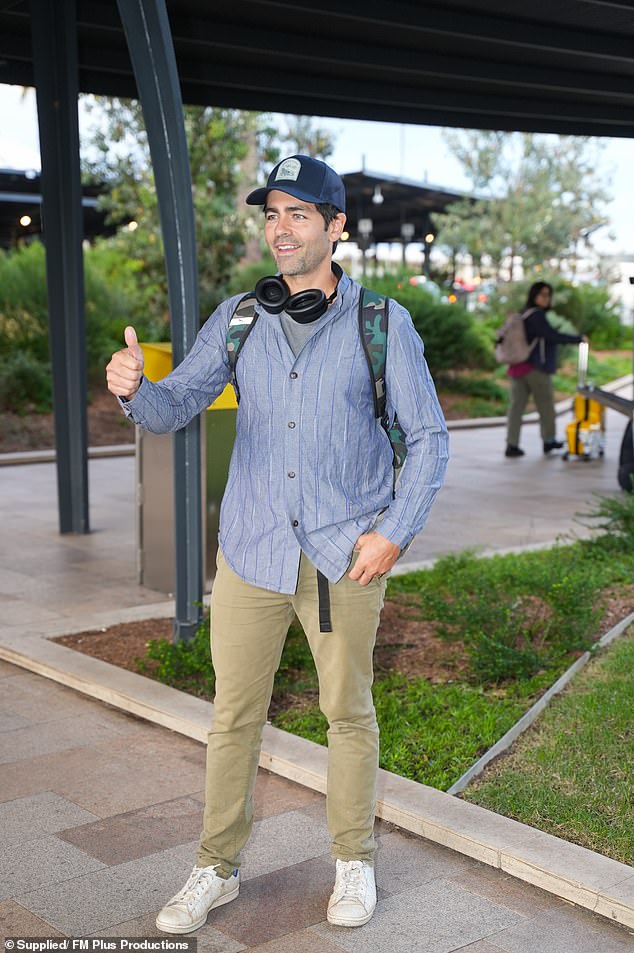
[0,168,113,248]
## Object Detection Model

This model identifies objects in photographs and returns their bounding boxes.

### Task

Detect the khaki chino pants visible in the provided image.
[197,549,386,875]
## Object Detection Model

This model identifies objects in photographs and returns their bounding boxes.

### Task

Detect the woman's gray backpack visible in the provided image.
[495,307,539,364]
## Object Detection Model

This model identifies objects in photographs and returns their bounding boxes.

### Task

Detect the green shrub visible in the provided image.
[0,350,52,414]
[369,277,492,375]
[136,614,216,697]
[0,239,170,414]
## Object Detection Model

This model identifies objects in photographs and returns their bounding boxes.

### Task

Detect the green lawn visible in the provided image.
[463,625,634,866]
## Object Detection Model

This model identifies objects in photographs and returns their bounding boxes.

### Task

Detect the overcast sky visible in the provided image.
[1,83,632,255]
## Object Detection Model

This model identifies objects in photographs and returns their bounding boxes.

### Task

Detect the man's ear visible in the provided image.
[329,212,347,241]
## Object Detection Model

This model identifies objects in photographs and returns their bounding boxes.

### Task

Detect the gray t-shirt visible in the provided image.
[279,310,317,357]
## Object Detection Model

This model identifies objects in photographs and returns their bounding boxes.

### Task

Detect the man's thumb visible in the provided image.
[124,326,139,351]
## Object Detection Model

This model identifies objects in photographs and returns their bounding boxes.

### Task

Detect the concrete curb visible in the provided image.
[447,611,634,795]
[0,443,134,466]
[0,607,632,930]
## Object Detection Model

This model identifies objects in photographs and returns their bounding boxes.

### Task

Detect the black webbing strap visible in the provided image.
[316,570,333,633]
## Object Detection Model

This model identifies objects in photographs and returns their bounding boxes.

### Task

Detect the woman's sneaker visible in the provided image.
[156,864,239,934]
[543,439,564,453]
[327,859,376,927]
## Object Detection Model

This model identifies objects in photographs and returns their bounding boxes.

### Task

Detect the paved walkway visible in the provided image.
[1,406,633,950]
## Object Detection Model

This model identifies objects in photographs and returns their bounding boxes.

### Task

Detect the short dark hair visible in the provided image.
[526,281,553,310]
[316,202,342,253]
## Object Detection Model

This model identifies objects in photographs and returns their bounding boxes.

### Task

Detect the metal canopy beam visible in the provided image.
[116,0,203,642]
[4,1,634,137]
[31,0,89,535]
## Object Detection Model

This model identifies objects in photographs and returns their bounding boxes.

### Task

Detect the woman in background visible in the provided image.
[505,281,584,458]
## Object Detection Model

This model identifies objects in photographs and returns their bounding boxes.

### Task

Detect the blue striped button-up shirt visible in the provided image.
[122,268,449,593]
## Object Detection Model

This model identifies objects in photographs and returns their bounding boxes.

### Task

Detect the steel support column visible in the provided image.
[117,0,203,641]
[31,0,89,534]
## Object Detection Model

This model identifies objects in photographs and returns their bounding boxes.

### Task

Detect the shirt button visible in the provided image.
[292,520,299,527]
[289,372,298,379]
[287,471,295,479]
[288,421,296,429]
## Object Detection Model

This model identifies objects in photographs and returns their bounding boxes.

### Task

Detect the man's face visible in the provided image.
[263,190,345,278]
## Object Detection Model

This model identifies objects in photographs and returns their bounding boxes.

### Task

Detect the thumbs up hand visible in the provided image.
[106,325,145,399]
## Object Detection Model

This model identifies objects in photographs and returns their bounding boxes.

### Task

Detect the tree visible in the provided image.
[82,97,255,325]
[434,131,612,280]
[280,115,335,159]
[81,101,336,324]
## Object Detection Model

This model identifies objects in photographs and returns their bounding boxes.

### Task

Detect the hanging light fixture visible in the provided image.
[372,185,384,205]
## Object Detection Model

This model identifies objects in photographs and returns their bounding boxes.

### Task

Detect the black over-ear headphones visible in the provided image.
[254,264,342,324]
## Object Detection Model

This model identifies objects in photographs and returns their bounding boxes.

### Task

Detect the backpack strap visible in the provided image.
[358,288,408,472]
[227,293,259,403]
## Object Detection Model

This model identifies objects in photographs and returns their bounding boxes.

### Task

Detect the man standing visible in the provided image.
[106,155,449,933]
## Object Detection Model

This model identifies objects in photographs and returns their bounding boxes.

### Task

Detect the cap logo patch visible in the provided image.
[275,158,302,182]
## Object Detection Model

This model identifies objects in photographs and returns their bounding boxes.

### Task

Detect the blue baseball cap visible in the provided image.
[246,154,346,212]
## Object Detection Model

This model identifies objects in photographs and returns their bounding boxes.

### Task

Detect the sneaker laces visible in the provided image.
[336,861,366,902]
[169,866,220,911]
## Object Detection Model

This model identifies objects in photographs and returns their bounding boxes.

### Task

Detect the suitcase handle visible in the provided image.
[578,340,588,388]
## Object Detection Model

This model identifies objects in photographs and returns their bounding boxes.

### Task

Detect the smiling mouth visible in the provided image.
[276,244,300,254]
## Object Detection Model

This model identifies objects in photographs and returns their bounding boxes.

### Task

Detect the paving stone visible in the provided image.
[195,935,249,953]
[19,845,196,935]
[448,864,563,917]
[0,792,99,848]
[0,899,66,938]
[52,754,206,819]
[0,600,62,626]
[250,928,348,952]
[0,671,139,723]
[0,712,143,765]
[311,877,522,953]
[239,809,331,880]
[0,745,128,804]
[0,709,31,732]
[59,795,205,865]
[448,943,505,953]
[486,905,634,953]
[373,831,477,895]
[0,835,105,901]
[207,856,334,945]
[87,910,246,951]
[254,769,323,819]
[93,724,207,772]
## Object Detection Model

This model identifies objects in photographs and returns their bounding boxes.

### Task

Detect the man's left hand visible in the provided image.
[348,532,400,586]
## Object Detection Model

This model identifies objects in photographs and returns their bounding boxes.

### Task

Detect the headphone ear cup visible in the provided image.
[286,288,327,323]
[255,276,289,314]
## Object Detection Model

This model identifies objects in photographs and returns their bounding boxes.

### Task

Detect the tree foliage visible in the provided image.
[81,98,258,324]
[81,100,336,325]
[434,131,612,279]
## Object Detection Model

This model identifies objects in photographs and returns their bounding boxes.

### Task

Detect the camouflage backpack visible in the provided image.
[226,288,408,473]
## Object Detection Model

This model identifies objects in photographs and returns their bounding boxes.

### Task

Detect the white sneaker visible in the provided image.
[327,859,376,927]
[155,864,239,934]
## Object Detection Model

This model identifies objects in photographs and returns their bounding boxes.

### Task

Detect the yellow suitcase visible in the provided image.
[563,343,606,461]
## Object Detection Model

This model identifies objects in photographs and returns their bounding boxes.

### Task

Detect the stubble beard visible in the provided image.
[274,237,330,281]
